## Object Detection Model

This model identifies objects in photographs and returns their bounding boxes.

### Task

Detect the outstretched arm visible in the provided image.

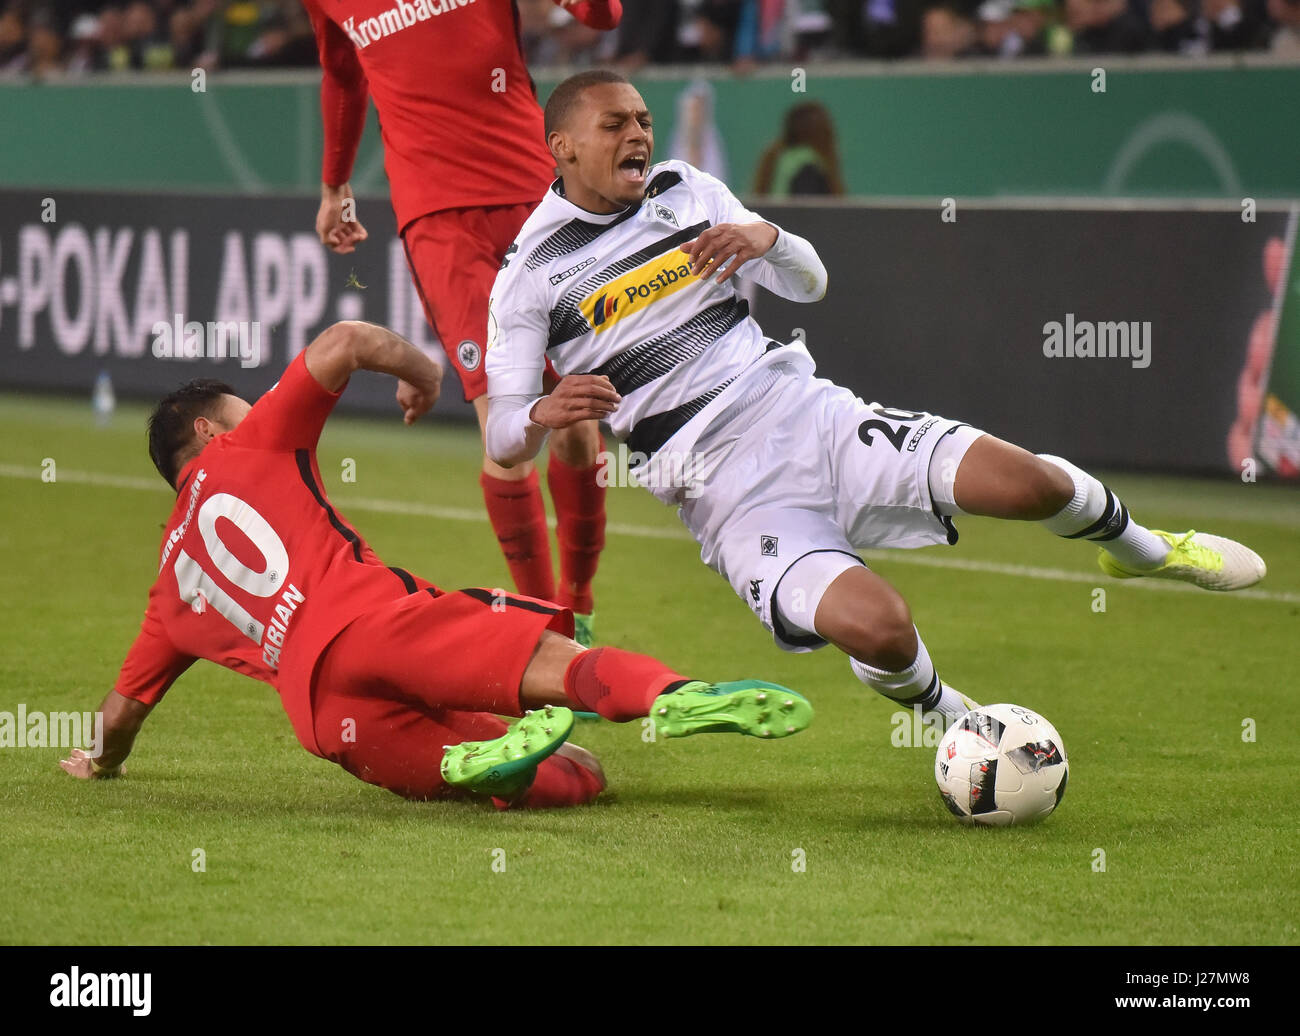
[61,604,194,781]
[304,321,444,424]
[60,691,154,779]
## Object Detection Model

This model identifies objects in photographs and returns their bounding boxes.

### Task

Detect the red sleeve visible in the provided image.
[304,0,370,186]
[114,597,196,708]
[225,350,345,453]
[555,0,622,30]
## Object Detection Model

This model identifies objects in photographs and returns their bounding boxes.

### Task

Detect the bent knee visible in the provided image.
[1021,457,1075,519]
[823,594,917,670]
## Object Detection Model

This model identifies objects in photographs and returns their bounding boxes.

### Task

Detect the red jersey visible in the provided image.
[113,352,435,756]
[303,0,622,232]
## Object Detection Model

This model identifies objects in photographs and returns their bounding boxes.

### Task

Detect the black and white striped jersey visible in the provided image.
[484,159,827,465]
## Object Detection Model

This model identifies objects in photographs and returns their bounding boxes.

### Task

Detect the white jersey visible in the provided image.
[485,159,826,470]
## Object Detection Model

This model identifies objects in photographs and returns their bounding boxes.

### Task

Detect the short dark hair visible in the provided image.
[147,379,239,488]
[543,69,632,139]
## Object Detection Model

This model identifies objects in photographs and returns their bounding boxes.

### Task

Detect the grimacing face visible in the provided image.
[550,83,654,215]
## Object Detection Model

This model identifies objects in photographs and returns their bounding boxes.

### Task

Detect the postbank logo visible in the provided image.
[580,249,699,333]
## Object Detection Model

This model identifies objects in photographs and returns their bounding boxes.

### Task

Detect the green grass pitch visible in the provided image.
[1,393,1297,945]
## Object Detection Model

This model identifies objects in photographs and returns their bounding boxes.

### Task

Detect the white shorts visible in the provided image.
[678,365,984,651]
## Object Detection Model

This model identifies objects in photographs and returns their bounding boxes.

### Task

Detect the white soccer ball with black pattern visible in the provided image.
[934,704,1069,826]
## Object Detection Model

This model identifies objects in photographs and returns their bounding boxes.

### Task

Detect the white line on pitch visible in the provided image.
[3,463,1297,603]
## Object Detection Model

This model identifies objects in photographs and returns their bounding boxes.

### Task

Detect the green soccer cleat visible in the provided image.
[571,613,600,719]
[440,705,575,799]
[650,680,814,740]
[1097,530,1266,592]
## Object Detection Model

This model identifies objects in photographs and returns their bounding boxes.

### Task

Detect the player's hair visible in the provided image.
[147,379,239,489]
[543,68,632,139]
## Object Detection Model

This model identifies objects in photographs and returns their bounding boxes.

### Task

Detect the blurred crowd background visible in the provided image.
[2,0,1298,80]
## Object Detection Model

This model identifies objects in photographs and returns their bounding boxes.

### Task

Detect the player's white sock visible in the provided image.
[1037,454,1169,570]
[849,630,968,721]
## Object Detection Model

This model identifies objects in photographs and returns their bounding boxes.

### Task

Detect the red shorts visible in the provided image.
[310,588,600,807]
[402,203,537,402]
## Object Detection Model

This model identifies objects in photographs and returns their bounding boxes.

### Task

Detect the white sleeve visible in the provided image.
[691,166,828,303]
[484,393,551,467]
[747,224,827,303]
[485,260,549,399]
[484,252,554,465]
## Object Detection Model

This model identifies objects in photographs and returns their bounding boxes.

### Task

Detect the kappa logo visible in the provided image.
[749,578,763,606]
[760,535,779,557]
[457,339,482,371]
[549,255,596,286]
[905,417,939,452]
[580,248,698,333]
[499,242,518,271]
[342,0,478,51]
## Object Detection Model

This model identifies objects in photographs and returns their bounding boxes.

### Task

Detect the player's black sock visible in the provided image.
[849,630,968,719]
[1037,454,1169,570]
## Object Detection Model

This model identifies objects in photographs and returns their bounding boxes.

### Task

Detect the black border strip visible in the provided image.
[295,449,363,563]
[459,586,560,616]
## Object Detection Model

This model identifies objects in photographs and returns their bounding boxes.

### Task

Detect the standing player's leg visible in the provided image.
[484,202,607,627]
[546,417,606,644]
[934,433,1266,590]
[401,206,557,602]
[471,395,556,602]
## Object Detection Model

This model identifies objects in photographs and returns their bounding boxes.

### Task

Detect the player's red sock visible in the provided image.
[563,647,688,722]
[493,754,604,810]
[480,469,556,602]
[546,445,607,615]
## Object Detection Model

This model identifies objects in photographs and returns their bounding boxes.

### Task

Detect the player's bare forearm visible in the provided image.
[59,690,152,779]
[305,321,443,423]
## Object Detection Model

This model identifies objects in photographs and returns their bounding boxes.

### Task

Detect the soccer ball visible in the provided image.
[934,704,1068,826]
